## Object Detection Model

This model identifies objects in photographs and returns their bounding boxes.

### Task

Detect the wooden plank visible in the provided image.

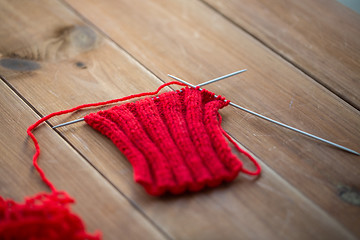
[203,0,360,108]
[0,81,166,240]
[61,0,360,236]
[0,0,358,239]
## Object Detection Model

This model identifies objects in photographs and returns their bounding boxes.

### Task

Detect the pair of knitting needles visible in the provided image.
[53,70,359,156]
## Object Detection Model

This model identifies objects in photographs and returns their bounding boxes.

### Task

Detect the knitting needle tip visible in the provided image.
[197,69,247,87]
[52,118,85,129]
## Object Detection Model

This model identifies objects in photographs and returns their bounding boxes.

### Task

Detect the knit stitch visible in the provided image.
[85,87,260,196]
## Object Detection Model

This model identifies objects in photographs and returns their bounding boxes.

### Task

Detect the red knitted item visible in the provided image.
[84,87,261,196]
[0,191,101,239]
[1,81,260,238]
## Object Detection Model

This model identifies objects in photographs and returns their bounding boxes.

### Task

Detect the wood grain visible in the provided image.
[62,0,360,236]
[203,0,360,108]
[0,0,359,239]
[0,80,166,240]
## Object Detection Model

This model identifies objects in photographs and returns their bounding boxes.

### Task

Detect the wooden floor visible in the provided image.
[1,0,359,239]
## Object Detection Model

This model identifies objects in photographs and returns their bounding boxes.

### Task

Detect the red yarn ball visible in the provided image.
[0,191,101,240]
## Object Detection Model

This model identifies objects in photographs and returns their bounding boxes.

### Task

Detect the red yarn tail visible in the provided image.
[221,129,261,175]
[27,81,186,191]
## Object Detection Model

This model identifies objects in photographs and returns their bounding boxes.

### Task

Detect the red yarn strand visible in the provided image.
[221,129,261,175]
[26,81,261,194]
[26,81,186,191]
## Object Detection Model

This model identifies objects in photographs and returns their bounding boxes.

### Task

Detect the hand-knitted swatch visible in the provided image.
[84,87,260,196]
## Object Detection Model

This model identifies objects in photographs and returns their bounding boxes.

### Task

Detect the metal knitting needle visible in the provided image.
[167,74,360,156]
[52,118,84,129]
[52,70,247,129]
[196,69,247,87]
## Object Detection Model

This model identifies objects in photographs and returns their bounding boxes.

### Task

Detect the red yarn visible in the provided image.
[84,87,261,196]
[26,81,184,192]
[1,81,260,238]
[0,191,101,239]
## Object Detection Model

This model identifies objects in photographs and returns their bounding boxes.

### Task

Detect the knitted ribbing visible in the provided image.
[84,87,260,196]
